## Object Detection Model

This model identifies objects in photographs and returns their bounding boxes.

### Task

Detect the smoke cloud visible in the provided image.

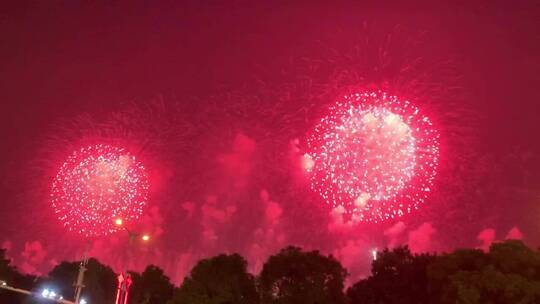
[477,228,496,251]
[408,222,437,253]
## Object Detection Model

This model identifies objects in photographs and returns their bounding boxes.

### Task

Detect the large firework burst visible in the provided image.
[51,144,149,236]
[304,91,440,223]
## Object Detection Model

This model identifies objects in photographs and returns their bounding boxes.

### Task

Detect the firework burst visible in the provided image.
[51,144,149,236]
[304,91,440,222]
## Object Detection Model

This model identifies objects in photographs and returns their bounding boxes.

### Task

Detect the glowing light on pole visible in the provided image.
[51,144,149,237]
[304,91,440,222]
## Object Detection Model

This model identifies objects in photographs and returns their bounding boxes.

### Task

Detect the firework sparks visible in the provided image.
[305,91,439,222]
[51,144,149,236]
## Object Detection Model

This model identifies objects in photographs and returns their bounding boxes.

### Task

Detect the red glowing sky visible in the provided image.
[0,2,538,284]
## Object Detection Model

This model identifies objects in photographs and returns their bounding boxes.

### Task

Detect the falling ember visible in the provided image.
[305,91,440,222]
[372,249,378,260]
[302,153,315,171]
[51,144,149,237]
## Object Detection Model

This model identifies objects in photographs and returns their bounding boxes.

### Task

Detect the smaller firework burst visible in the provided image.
[51,144,149,237]
[304,91,439,223]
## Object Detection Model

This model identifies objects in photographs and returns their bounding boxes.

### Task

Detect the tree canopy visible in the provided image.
[130,265,175,304]
[46,258,117,304]
[169,253,258,304]
[347,246,436,304]
[2,240,540,304]
[0,249,38,303]
[428,240,540,303]
[259,246,348,304]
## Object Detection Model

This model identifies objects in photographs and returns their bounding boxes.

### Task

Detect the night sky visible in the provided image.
[0,1,538,284]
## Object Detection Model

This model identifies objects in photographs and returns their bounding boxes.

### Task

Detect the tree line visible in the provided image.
[1,240,540,303]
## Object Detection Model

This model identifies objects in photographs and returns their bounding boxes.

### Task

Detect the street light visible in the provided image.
[113,218,151,304]
[114,218,150,244]
[41,288,50,297]
[1,282,76,303]
[41,288,61,300]
[80,298,88,304]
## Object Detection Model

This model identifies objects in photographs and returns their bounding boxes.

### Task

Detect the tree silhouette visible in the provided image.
[47,258,117,303]
[129,265,174,304]
[169,253,258,304]
[348,240,540,304]
[347,246,436,304]
[429,240,540,303]
[259,246,347,304]
[2,241,540,304]
[0,248,39,304]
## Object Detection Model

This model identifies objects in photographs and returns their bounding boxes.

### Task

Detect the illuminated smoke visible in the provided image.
[50,144,149,237]
[305,91,439,222]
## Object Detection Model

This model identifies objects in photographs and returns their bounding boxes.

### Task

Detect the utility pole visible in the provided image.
[73,251,89,304]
